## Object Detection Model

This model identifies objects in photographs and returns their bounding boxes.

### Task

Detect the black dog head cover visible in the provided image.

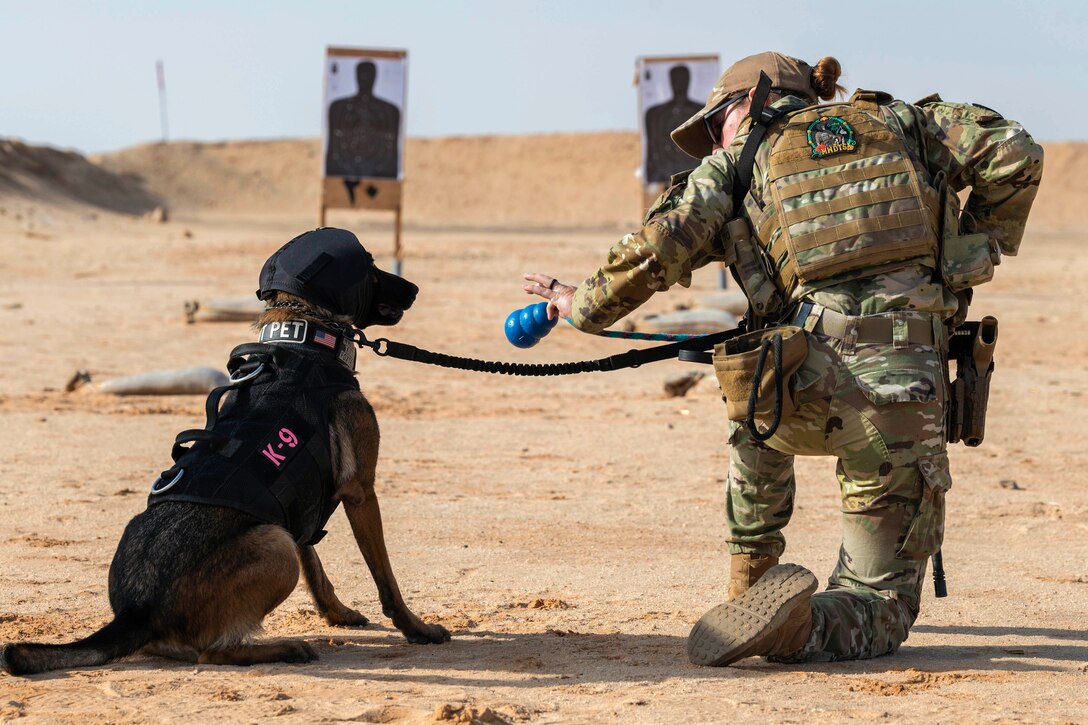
[257,227,418,328]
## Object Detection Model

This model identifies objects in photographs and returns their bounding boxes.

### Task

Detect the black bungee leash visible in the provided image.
[266,298,743,377]
[345,326,742,377]
[745,333,785,442]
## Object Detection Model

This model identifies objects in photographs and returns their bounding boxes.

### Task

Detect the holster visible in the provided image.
[946,316,998,447]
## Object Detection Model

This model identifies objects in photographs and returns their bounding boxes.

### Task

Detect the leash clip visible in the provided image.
[346,327,390,357]
[344,327,375,349]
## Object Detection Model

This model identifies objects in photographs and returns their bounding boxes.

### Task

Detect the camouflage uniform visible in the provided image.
[571,95,1043,661]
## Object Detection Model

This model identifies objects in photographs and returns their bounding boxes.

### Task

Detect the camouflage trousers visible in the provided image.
[724,312,952,662]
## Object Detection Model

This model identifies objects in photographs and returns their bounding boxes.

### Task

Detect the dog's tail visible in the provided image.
[1,609,154,675]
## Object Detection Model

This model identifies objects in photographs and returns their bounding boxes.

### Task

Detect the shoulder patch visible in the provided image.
[668,169,693,186]
[806,116,857,159]
[969,102,1003,118]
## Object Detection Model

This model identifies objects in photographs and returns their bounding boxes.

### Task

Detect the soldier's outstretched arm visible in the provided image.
[568,154,740,334]
[914,99,1045,256]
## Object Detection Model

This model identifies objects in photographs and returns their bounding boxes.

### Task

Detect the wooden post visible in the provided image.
[392,205,403,277]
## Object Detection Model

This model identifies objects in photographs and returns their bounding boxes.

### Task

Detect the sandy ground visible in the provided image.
[1,137,1087,723]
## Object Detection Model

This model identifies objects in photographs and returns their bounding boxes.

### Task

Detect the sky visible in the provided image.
[2,0,1085,153]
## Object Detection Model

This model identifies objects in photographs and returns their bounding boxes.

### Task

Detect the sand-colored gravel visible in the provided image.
[0,134,1085,723]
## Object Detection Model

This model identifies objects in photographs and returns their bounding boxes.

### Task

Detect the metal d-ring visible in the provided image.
[150,468,184,495]
[229,362,265,384]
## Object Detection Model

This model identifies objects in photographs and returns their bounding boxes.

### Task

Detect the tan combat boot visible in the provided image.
[688,563,817,667]
[728,553,779,600]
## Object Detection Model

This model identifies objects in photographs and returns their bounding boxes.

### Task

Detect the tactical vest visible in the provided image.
[147,329,359,545]
[747,91,941,298]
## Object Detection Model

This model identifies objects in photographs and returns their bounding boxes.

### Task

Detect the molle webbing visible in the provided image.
[791,209,932,253]
[752,157,921,246]
[782,184,918,227]
[775,156,913,199]
[755,160,940,241]
[754,99,940,293]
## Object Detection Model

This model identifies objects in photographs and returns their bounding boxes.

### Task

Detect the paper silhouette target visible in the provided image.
[323,50,407,180]
[637,56,719,185]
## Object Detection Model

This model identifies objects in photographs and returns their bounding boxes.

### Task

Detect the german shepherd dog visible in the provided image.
[1,228,449,675]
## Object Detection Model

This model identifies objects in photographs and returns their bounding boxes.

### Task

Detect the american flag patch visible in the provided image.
[312,330,337,349]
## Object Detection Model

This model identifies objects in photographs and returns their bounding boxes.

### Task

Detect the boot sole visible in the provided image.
[687,563,817,667]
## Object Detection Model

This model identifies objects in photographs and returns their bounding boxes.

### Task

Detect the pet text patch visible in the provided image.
[259,320,309,344]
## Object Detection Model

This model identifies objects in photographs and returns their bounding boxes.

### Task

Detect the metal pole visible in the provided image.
[392,205,403,277]
[156,60,169,143]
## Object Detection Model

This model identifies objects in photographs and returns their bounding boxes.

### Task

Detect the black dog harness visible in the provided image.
[148,320,359,545]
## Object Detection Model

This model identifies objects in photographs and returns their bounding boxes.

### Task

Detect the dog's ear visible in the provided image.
[259,228,377,317]
[358,269,418,328]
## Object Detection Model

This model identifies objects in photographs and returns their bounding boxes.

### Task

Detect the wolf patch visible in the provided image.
[807,115,857,159]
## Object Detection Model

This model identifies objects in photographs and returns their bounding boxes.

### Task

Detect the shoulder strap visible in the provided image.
[731,72,788,211]
[727,72,787,331]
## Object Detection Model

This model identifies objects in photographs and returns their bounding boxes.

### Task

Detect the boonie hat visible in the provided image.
[257,227,417,329]
[671,51,818,160]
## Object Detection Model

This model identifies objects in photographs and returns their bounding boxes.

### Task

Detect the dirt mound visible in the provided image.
[405,132,641,229]
[2,134,1080,231]
[95,132,644,228]
[0,138,161,215]
[1027,142,1086,231]
[93,139,320,218]
[102,135,1078,231]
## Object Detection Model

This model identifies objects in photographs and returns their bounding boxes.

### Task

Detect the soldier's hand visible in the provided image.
[522,273,575,321]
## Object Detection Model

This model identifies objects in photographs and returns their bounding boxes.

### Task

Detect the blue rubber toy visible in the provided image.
[504,302,559,348]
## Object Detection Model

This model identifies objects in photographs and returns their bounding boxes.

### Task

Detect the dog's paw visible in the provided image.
[404,622,451,645]
[285,641,319,663]
[326,608,369,628]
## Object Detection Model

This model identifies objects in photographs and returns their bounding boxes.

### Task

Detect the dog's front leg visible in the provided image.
[299,545,369,627]
[340,488,451,644]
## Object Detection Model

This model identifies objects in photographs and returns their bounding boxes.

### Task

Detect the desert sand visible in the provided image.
[0,133,1086,723]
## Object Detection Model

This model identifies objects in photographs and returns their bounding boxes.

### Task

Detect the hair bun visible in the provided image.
[812,56,845,100]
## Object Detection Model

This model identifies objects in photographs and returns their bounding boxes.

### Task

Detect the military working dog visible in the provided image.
[1,228,449,675]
